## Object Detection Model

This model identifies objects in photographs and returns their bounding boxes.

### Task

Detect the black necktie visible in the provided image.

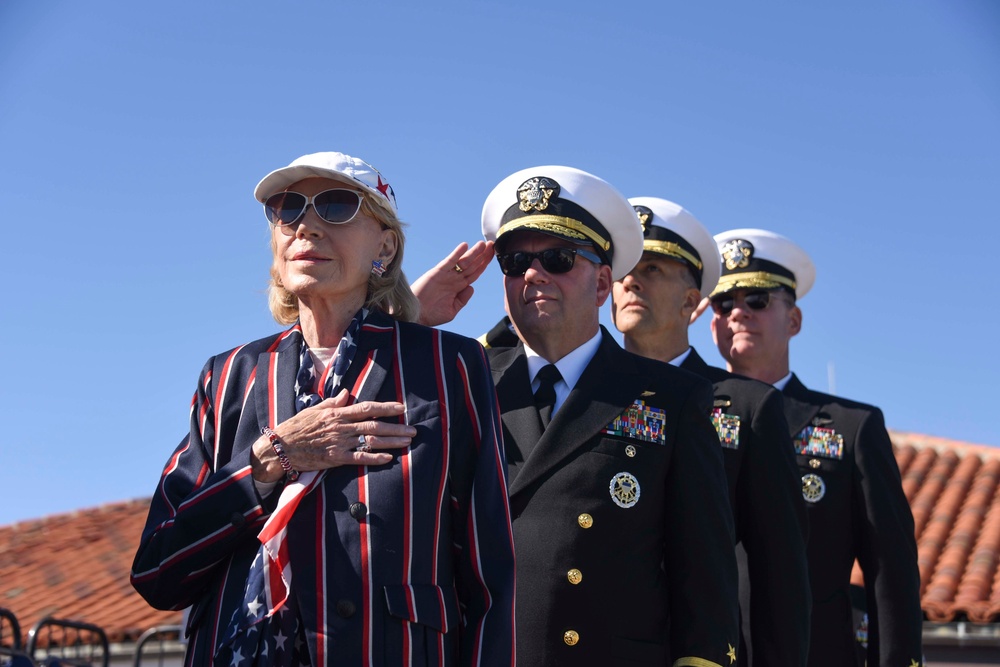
[534,364,562,429]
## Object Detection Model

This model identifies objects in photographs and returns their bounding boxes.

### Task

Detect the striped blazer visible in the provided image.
[131,311,516,667]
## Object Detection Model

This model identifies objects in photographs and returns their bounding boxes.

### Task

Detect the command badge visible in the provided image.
[517,177,559,212]
[610,472,641,508]
[602,400,667,445]
[802,473,825,503]
[794,426,844,459]
[722,239,754,270]
[711,408,741,449]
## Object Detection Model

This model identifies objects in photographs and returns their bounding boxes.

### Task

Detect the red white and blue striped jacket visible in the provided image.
[131,312,516,667]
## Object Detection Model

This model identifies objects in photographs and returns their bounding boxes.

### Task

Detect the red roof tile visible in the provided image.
[2,429,999,646]
[850,430,1000,623]
[0,498,180,644]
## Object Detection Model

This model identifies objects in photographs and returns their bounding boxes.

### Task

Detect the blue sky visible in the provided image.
[1,1,997,526]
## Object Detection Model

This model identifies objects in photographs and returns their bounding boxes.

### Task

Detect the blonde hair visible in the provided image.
[267,196,421,325]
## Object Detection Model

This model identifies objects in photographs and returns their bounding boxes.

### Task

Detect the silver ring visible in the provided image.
[356,434,371,453]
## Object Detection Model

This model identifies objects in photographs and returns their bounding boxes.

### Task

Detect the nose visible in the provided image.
[293,205,326,239]
[620,273,641,291]
[522,257,549,282]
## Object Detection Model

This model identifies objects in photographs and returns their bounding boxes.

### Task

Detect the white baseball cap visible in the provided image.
[254,151,398,216]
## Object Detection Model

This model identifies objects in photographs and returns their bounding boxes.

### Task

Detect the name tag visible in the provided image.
[603,399,667,445]
[794,426,844,459]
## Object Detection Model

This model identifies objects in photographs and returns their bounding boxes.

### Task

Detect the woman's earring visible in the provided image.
[371,259,386,277]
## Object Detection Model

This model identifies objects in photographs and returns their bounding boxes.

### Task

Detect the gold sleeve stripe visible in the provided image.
[711,271,796,296]
[644,240,703,270]
[497,216,611,251]
[673,658,723,667]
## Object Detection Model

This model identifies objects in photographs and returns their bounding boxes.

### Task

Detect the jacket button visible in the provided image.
[567,569,583,585]
[577,513,593,529]
[563,630,579,646]
[336,599,355,618]
[349,502,367,521]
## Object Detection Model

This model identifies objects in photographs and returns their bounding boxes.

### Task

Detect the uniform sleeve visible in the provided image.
[448,340,516,667]
[853,408,924,666]
[740,388,811,666]
[130,355,274,611]
[667,379,741,666]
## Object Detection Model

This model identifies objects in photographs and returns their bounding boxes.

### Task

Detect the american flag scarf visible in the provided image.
[219,309,366,665]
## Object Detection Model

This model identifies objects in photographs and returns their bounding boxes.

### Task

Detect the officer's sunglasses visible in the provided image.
[263,189,364,226]
[496,247,603,277]
[710,289,788,316]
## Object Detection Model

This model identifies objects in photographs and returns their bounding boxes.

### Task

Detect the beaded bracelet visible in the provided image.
[261,427,299,481]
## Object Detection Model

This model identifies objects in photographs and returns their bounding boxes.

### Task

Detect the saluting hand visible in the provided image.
[252,389,416,482]
[411,241,494,327]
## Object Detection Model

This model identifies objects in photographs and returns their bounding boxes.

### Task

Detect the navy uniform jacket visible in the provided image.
[489,329,739,667]
[131,312,516,667]
[680,349,810,667]
[782,374,923,667]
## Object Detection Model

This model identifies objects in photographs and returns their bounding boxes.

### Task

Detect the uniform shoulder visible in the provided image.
[625,349,713,394]
[789,380,884,423]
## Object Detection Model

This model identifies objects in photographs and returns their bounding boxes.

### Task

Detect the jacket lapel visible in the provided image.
[508,330,648,499]
[782,373,821,437]
[348,311,395,404]
[254,328,304,429]
[489,345,544,485]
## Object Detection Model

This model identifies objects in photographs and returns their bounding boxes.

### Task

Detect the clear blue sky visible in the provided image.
[1,1,997,526]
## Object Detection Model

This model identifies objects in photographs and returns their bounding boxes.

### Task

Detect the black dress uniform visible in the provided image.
[782,374,923,667]
[680,349,811,667]
[490,330,740,667]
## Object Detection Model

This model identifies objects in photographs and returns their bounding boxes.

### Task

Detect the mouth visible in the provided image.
[291,251,329,262]
[618,299,647,312]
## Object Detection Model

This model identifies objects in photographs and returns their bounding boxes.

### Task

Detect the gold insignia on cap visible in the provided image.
[634,205,653,232]
[610,472,641,508]
[722,239,754,270]
[802,473,826,503]
[625,444,636,457]
[517,177,559,213]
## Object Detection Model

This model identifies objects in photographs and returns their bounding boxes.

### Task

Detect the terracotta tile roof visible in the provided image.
[0,497,180,645]
[1,430,999,647]
[849,430,1000,623]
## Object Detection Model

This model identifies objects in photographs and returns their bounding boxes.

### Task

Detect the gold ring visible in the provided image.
[453,264,463,273]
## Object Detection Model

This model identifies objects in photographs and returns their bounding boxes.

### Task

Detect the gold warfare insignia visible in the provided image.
[610,472,641,508]
[634,205,653,232]
[794,426,844,459]
[722,239,754,270]
[802,473,826,503]
[711,408,741,450]
[517,177,559,213]
[602,399,667,445]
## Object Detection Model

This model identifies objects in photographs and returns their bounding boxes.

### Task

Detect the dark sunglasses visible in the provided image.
[496,247,603,277]
[710,290,787,316]
[263,188,364,226]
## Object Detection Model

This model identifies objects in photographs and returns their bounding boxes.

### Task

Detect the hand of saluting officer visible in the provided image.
[412,241,494,327]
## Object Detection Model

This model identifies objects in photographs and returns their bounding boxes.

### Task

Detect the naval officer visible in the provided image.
[610,198,811,666]
[707,229,923,667]
[481,167,739,666]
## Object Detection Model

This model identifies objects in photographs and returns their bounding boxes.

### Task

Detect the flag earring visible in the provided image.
[371,259,386,277]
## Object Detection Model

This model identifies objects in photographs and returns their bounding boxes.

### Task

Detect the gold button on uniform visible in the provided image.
[563,630,579,646]
[567,568,583,585]
[577,513,593,529]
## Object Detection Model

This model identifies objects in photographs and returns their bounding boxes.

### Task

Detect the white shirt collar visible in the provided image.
[667,346,693,367]
[524,330,603,416]
[773,372,793,391]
